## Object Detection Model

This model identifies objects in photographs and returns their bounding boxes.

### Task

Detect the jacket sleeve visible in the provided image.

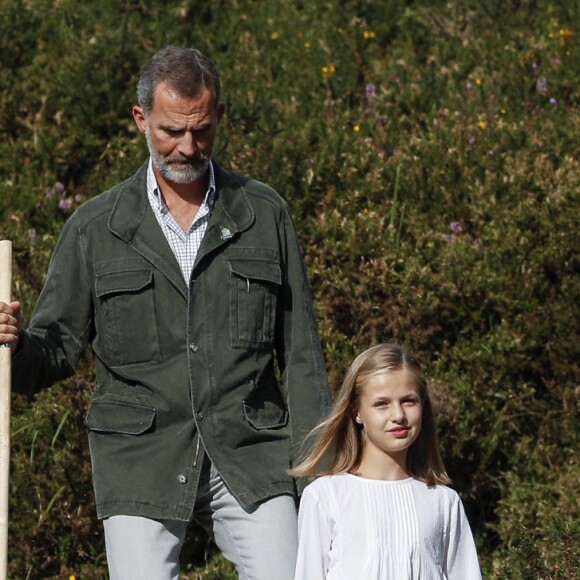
[444,495,482,580]
[276,208,331,487]
[12,212,93,396]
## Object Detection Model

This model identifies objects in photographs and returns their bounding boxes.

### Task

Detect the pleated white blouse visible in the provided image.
[295,474,482,580]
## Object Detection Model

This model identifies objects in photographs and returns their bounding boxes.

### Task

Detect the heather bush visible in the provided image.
[1,0,578,577]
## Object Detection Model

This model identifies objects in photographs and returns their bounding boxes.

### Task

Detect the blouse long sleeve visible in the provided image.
[444,496,482,580]
[295,485,332,580]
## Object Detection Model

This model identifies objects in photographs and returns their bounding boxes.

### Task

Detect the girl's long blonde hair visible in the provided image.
[291,343,450,487]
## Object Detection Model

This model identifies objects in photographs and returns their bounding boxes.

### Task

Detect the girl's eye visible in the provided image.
[403,399,419,406]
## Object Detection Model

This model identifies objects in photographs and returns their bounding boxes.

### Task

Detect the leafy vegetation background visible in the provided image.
[1,0,578,578]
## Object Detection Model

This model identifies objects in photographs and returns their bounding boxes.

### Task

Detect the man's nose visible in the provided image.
[178,132,198,158]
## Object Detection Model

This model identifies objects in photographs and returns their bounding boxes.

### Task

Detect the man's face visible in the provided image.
[133,81,225,185]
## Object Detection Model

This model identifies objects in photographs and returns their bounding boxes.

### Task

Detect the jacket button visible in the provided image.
[195,412,203,421]
[189,343,199,352]
[178,474,188,484]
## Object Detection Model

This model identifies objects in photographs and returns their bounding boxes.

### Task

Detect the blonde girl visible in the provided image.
[292,343,481,580]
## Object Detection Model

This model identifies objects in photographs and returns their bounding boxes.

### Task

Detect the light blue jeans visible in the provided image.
[103,456,298,580]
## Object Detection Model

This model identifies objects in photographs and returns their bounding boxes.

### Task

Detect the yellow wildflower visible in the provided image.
[478,121,487,130]
[363,30,376,40]
[559,28,573,46]
[353,124,361,133]
[270,31,280,41]
[321,65,336,79]
[69,576,76,580]
[304,42,311,49]
[475,78,483,86]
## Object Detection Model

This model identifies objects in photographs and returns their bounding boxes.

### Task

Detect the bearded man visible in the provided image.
[0,46,330,580]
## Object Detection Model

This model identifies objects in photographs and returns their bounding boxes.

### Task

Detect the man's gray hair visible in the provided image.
[136,45,221,113]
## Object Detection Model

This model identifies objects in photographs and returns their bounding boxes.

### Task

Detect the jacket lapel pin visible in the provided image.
[220,226,234,241]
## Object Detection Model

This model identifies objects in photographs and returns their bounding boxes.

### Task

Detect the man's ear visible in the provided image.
[216,101,226,124]
[132,106,147,134]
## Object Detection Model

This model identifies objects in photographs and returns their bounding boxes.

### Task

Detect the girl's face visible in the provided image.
[355,369,422,465]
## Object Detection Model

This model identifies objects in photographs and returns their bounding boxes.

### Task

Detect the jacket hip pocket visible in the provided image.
[242,392,289,430]
[86,400,156,435]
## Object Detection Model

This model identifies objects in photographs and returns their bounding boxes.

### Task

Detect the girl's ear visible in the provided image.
[350,400,363,425]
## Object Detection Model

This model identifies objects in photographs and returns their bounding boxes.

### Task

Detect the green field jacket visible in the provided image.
[12,162,331,521]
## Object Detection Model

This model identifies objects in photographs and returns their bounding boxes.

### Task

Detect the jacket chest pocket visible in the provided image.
[95,268,161,365]
[227,257,281,349]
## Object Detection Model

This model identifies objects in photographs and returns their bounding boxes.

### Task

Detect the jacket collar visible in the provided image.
[195,163,255,267]
[108,161,255,296]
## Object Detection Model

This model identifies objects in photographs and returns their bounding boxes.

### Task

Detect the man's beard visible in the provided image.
[145,128,210,185]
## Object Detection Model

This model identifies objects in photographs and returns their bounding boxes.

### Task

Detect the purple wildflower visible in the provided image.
[365,83,377,99]
[59,198,73,210]
[535,78,548,95]
[450,222,462,235]
[54,182,65,194]
[549,97,558,106]
[468,137,476,145]
[74,194,85,203]
[466,81,473,90]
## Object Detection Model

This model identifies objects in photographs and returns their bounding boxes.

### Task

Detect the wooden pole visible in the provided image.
[0,240,12,580]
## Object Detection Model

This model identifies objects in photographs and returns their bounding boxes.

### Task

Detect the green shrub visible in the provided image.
[1,0,578,576]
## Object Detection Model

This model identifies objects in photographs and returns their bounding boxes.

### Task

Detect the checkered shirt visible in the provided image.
[146,158,216,285]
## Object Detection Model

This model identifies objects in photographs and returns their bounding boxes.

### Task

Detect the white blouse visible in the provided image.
[295,474,482,580]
